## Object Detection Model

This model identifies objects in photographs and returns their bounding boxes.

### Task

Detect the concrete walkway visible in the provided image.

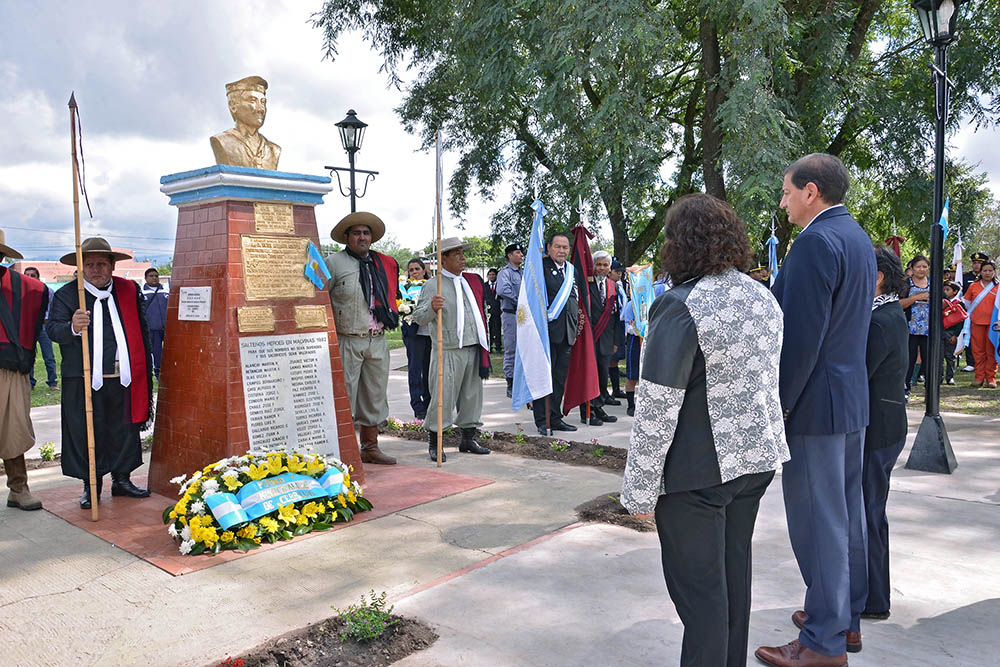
[2,369,997,666]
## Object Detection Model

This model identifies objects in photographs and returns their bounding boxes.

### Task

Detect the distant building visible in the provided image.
[10,248,157,288]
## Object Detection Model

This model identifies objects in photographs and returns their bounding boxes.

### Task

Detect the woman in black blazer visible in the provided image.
[862,245,910,619]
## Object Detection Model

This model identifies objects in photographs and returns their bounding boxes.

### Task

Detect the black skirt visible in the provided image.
[60,377,143,480]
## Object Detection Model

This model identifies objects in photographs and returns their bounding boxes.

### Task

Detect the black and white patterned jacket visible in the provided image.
[621,269,789,514]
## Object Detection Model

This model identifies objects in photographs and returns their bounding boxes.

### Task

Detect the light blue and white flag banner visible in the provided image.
[989,285,1000,367]
[938,198,950,240]
[627,265,656,338]
[547,261,575,321]
[766,233,780,288]
[205,470,346,531]
[304,241,332,290]
[955,284,997,356]
[512,199,553,410]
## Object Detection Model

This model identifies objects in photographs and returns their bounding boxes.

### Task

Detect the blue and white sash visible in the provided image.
[955,283,997,355]
[204,470,347,530]
[546,262,575,322]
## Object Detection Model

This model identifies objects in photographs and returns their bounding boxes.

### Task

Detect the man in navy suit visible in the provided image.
[532,232,579,435]
[756,154,876,667]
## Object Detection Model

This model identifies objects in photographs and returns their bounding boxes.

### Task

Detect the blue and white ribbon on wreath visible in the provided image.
[546,261,575,321]
[204,469,347,531]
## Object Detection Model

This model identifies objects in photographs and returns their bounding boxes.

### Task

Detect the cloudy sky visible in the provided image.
[1,1,997,264]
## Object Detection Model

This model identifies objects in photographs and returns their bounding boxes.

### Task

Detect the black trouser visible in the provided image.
[594,349,611,404]
[401,322,431,417]
[862,437,906,614]
[533,340,571,427]
[489,312,502,352]
[655,470,775,667]
[906,334,928,390]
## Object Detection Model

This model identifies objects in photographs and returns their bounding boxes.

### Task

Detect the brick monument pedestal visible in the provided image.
[147,165,363,498]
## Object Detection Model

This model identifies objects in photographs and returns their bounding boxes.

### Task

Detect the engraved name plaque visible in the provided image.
[295,305,328,330]
[238,333,339,456]
[253,202,294,234]
[241,235,314,300]
[177,286,212,321]
[237,306,275,333]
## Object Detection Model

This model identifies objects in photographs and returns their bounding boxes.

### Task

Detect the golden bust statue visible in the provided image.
[210,76,281,170]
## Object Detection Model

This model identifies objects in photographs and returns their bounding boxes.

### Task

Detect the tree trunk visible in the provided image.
[700,19,727,201]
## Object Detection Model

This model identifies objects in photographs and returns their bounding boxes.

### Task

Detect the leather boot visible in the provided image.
[4,456,42,511]
[428,430,446,462]
[593,405,617,423]
[359,425,396,465]
[459,428,490,454]
[111,472,150,498]
[80,477,104,509]
[505,377,513,398]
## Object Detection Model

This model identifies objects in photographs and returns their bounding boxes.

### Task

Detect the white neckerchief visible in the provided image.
[802,203,845,230]
[441,269,488,349]
[84,280,131,390]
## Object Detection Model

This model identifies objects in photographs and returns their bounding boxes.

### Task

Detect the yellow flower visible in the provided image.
[247,463,269,481]
[347,490,357,504]
[327,501,337,510]
[174,499,188,516]
[286,455,306,474]
[277,504,299,526]
[200,526,219,547]
[253,537,261,544]
[295,514,308,525]
[300,502,321,519]
[342,469,351,486]
[306,457,325,477]
[168,510,177,520]
[223,474,242,492]
[221,531,235,543]
[337,494,348,508]
[189,515,203,530]
[266,454,285,476]
[259,517,279,534]
[178,515,187,526]
[237,524,257,539]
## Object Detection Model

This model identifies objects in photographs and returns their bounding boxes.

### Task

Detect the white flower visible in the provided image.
[222,470,239,482]
[180,526,192,541]
[179,540,194,555]
[167,523,179,538]
[191,470,202,482]
[169,474,187,486]
[239,466,251,474]
[201,479,219,495]
[191,500,206,515]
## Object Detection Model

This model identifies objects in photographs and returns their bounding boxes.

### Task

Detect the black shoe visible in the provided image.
[627,406,635,417]
[80,478,104,509]
[427,432,447,462]
[861,611,891,620]
[551,419,578,432]
[602,396,622,407]
[414,412,426,420]
[612,389,627,399]
[505,377,513,398]
[459,428,490,455]
[110,473,150,498]
[536,425,551,436]
[594,407,617,423]
[586,416,604,426]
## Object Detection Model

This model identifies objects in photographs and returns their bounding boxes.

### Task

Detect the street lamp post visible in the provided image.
[905,0,967,474]
[325,109,379,212]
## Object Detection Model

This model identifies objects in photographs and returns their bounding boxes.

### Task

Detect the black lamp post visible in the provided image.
[905,0,967,474]
[325,109,378,212]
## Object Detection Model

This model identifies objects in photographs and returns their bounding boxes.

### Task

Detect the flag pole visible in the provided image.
[69,93,99,521]
[435,131,444,467]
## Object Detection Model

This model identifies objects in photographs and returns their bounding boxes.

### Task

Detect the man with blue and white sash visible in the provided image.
[532,232,579,435]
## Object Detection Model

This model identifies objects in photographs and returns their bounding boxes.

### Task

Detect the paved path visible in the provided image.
[5,368,998,666]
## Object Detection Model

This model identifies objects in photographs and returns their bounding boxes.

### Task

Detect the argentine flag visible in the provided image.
[938,198,950,240]
[766,233,779,289]
[511,200,552,410]
[304,241,332,290]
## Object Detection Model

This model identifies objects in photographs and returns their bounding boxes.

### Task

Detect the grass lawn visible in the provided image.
[385,328,404,351]
[908,377,1000,417]
[30,345,62,408]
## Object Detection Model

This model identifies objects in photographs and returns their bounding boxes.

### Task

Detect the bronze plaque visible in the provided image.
[295,305,328,330]
[241,235,314,300]
[253,202,294,234]
[237,306,276,333]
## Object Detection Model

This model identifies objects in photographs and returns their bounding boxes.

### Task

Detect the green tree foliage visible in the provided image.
[312,0,1000,264]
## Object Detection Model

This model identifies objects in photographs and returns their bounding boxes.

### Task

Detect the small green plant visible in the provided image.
[40,442,56,461]
[404,419,425,432]
[551,440,569,452]
[386,416,404,432]
[589,446,604,458]
[443,426,456,435]
[480,430,493,440]
[333,590,399,642]
[514,423,526,444]
[143,433,154,446]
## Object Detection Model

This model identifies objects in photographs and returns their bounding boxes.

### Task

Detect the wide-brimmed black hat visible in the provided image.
[59,237,132,266]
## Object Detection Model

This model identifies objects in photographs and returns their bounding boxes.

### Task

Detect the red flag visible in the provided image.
[562,225,600,415]
[885,235,905,257]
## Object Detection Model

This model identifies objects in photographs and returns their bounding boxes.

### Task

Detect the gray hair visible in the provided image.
[593,250,612,261]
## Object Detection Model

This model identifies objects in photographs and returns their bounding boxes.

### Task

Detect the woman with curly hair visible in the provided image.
[621,193,789,667]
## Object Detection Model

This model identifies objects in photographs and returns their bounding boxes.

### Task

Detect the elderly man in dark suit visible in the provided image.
[533,232,579,435]
[756,154,877,667]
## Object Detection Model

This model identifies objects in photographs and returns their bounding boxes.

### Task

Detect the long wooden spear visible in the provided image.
[434,131,444,467]
[69,93,99,521]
